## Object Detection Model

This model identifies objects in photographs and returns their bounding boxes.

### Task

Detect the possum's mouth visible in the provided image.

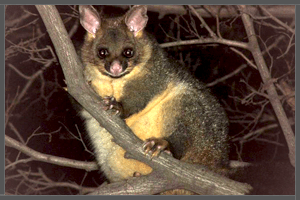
[104,70,130,79]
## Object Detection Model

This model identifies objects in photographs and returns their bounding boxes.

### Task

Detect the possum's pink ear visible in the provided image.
[79,5,101,36]
[125,5,148,37]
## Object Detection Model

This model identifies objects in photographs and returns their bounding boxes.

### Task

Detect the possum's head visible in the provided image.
[79,5,151,78]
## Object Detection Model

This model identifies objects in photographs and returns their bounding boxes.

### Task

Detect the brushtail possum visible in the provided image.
[79,5,229,190]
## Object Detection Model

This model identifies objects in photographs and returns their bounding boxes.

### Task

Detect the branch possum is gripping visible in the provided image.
[79,5,229,186]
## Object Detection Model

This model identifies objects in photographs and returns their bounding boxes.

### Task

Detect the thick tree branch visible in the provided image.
[113,5,295,19]
[34,5,251,195]
[238,5,295,167]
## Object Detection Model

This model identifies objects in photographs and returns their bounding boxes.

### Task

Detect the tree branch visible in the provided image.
[113,5,295,19]
[206,64,247,87]
[160,37,249,50]
[34,5,252,195]
[188,5,217,38]
[238,5,295,167]
[5,135,98,171]
[259,5,295,34]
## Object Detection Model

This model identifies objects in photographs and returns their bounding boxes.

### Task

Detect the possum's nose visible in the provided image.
[110,60,123,76]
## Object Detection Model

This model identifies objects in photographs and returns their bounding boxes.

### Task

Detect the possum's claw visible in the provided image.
[142,137,172,159]
[102,96,123,117]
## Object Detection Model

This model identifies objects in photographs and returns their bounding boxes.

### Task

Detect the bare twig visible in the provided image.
[7,59,52,107]
[276,32,295,59]
[259,5,295,34]
[15,168,96,194]
[188,5,217,38]
[229,47,257,69]
[206,64,247,87]
[8,122,25,144]
[232,123,279,142]
[160,37,249,50]
[5,135,98,171]
[5,158,34,170]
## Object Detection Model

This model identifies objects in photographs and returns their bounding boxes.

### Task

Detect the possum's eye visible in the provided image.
[123,48,134,58]
[97,48,109,59]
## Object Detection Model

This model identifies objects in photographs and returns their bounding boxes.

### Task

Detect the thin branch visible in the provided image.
[16,168,96,194]
[216,14,222,38]
[188,5,216,38]
[5,158,34,170]
[276,32,295,59]
[5,135,98,171]
[8,64,31,80]
[232,123,279,142]
[8,122,25,144]
[8,63,47,106]
[230,47,257,69]
[259,5,295,34]
[160,37,249,50]
[58,122,94,155]
[206,64,247,87]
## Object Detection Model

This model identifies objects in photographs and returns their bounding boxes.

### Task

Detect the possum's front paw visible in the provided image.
[102,96,123,117]
[142,137,172,159]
